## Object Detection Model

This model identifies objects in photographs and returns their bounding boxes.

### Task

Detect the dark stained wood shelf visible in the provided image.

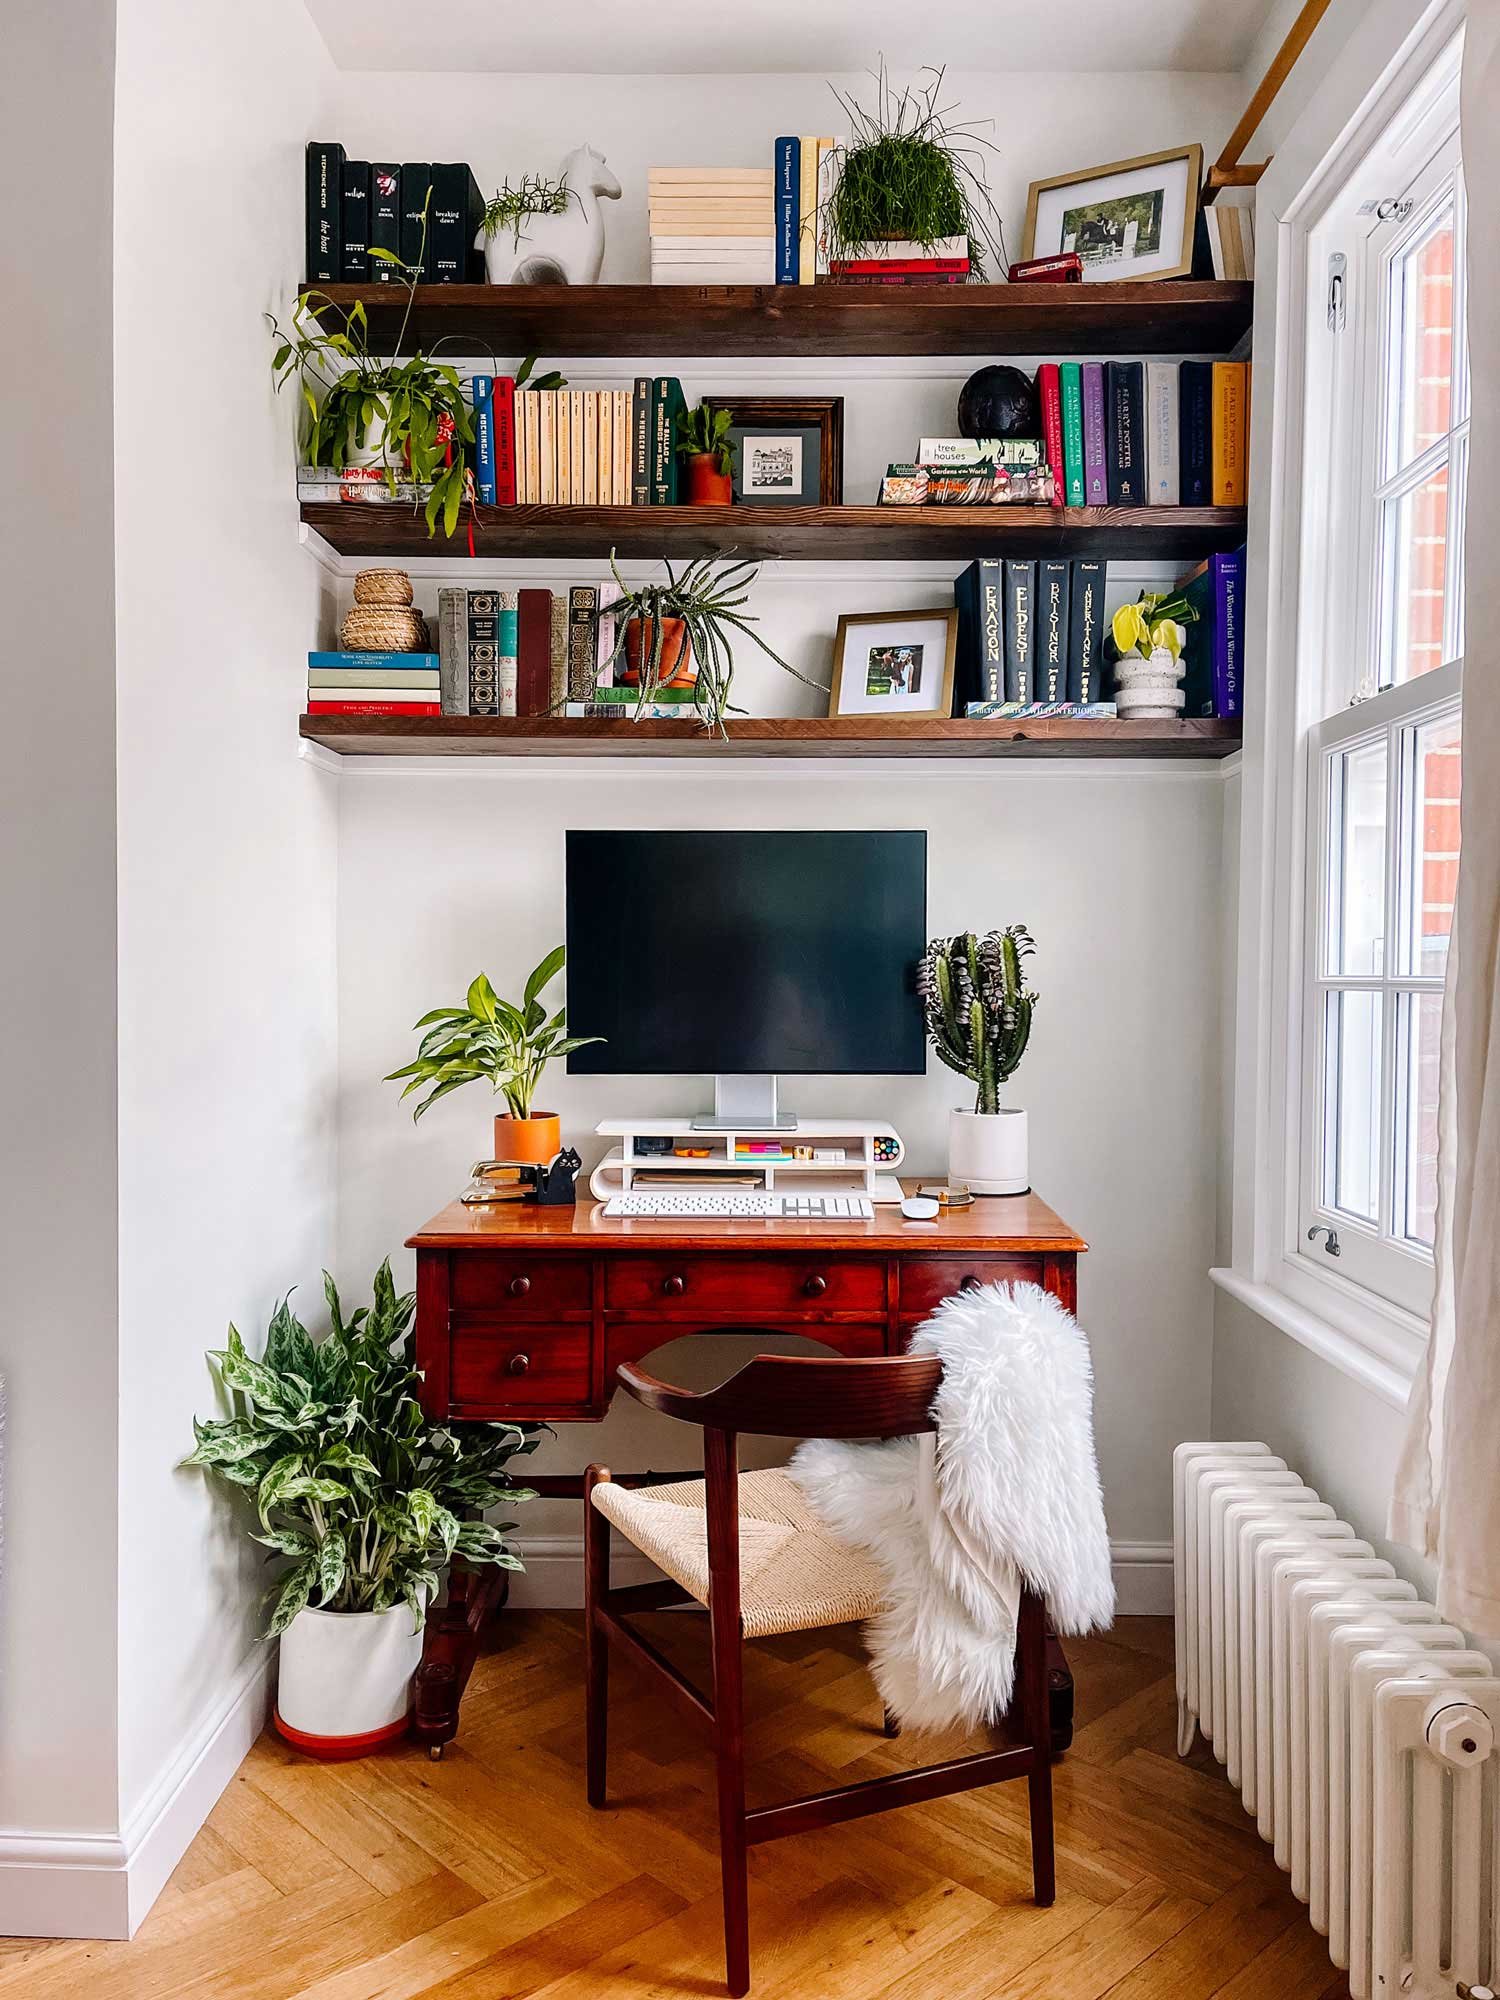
[299,501,1247,563]
[299,714,1241,760]
[300,280,1253,358]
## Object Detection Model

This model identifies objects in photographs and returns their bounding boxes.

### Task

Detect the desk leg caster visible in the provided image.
[429,1744,444,1762]
[409,1563,510,1758]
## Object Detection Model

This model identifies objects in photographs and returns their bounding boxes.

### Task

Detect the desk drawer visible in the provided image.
[449,1327,594,1414]
[604,1254,886,1319]
[450,1254,591,1319]
[898,1256,1044,1322]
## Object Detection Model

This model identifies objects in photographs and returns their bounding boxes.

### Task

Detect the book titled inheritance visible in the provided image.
[1067,559,1104,704]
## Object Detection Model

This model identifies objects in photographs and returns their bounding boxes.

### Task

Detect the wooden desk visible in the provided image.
[405,1188,1087,1753]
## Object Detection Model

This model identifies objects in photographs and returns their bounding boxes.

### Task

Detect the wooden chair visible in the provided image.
[582,1344,1056,1996]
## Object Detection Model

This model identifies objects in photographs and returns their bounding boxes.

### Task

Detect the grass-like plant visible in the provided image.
[675,403,735,474]
[919,926,1037,1114]
[483,172,575,243]
[824,63,1008,277]
[183,1262,540,1635]
[386,945,599,1122]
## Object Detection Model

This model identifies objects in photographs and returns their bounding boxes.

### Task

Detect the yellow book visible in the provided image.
[597,390,611,506]
[583,390,599,506]
[569,389,585,504]
[537,391,556,504]
[648,167,772,189]
[522,392,541,503]
[797,136,818,285]
[1212,361,1248,507]
[615,389,632,502]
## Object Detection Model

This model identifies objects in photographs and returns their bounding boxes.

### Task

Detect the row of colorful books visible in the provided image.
[952,551,1245,717]
[304,144,483,285]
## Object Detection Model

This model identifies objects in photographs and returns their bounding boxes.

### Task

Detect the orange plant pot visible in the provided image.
[682,453,734,505]
[618,615,697,689]
[494,1112,561,1164]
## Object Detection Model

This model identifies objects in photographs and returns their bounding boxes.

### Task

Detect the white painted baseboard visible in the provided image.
[507,1533,1175,1618]
[0,1645,272,1941]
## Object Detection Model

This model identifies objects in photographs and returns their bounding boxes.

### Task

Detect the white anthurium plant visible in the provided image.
[183,1261,541,1636]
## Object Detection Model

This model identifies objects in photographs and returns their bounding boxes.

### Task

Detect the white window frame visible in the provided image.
[1213,0,1467,1410]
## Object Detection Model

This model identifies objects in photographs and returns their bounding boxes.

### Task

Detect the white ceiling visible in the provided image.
[305,0,1280,76]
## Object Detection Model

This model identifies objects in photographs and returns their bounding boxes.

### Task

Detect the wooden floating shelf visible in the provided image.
[299,714,1241,760]
[300,281,1254,358]
[300,501,1247,563]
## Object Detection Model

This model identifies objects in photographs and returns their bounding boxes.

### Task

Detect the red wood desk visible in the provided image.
[407,1188,1087,1749]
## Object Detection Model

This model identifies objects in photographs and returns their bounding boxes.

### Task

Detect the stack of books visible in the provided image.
[648,167,775,285]
[306,650,442,717]
[304,144,484,284]
[827,235,970,286]
[432,583,689,718]
[1036,358,1248,510]
[955,559,1116,716]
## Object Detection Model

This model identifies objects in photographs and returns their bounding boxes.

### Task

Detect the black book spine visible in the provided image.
[1067,560,1105,703]
[304,141,344,284]
[467,589,499,717]
[428,162,483,283]
[1106,361,1145,506]
[1179,361,1214,506]
[1003,560,1036,703]
[370,164,401,281]
[1037,561,1071,703]
[953,560,1003,708]
[400,162,433,277]
[340,160,370,282]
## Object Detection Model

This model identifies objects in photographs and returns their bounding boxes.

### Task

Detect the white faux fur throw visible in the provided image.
[789,1281,1114,1731]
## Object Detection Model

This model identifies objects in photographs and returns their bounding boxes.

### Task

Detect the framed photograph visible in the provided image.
[830,609,958,719]
[701,396,843,505]
[1021,144,1203,283]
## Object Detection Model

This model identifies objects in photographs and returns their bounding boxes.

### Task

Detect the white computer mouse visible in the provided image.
[900,1195,940,1221]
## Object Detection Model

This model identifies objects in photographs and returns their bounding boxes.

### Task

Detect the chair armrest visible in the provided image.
[613,1361,710,1425]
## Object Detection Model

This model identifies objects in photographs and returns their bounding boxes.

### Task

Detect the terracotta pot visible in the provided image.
[494,1111,562,1164]
[618,615,697,689]
[683,453,734,505]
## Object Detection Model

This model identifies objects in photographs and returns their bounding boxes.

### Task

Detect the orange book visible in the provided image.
[1212,361,1248,507]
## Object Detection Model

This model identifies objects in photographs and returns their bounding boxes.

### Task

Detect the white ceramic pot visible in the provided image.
[275,1603,423,1759]
[948,1106,1030,1196]
[342,408,391,469]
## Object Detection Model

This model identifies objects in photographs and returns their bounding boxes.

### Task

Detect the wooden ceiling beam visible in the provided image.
[1207,0,1338,198]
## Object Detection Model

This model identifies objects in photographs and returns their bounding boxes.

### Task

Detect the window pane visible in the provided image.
[1381,465,1449,685]
[1400,709,1462,978]
[1323,990,1383,1223]
[1390,203,1456,474]
[1329,738,1387,974]
[1396,989,1443,1248]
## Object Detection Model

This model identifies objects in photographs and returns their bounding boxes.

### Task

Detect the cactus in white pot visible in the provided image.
[919,927,1037,1195]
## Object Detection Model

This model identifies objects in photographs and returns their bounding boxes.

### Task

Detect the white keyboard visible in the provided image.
[603,1191,875,1221]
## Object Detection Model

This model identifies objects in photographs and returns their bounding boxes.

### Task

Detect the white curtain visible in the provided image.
[1389,0,1500,1636]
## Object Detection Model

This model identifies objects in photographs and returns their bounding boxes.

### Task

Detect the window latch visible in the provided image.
[1307,1224,1342,1257]
[1327,253,1347,332]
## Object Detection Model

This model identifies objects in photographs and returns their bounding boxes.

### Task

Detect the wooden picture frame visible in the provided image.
[701,396,843,505]
[830,608,958,719]
[1021,144,1203,283]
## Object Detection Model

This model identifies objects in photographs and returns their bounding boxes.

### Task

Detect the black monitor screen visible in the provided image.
[565,830,927,1076]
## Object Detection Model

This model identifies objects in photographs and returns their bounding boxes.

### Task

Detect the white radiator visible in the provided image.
[1174,1443,1500,2000]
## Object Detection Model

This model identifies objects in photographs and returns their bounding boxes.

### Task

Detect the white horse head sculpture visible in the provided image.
[482,144,622,286]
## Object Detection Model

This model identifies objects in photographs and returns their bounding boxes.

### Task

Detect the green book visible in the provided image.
[1060,363,1086,507]
[652,376,686,505]
[631,375,653,506]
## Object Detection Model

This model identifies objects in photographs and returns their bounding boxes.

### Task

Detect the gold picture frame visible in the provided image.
[830,609,958,720]
[1022,143,1204,283]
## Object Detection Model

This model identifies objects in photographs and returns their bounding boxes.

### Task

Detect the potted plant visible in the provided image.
[601,551,825,733]
[1109,590,1199,718]
[182,1262,539,1758]
[823,63,1006,277]
[919,926,1038,1195]
[674,404,735,505]
[386,944,598,1163]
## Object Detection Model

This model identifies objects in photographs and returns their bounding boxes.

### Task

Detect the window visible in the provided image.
[1300,123,1466,1316]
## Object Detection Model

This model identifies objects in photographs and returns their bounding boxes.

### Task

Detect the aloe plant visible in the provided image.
[182,1262,540,1635]
[918,926,1037,1115]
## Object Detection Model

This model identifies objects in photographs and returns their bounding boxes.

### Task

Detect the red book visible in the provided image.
[516,588,553,717]
[829,257,970,275]
[1036,363,1065,510]
[1007,253,1084,283]
[824,271,969,286]
[493,375,517,506]
[305,700,443,715]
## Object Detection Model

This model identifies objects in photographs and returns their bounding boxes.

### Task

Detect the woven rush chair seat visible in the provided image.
[590,1467,889,1639]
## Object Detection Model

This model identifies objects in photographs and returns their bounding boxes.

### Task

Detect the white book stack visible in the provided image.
[648,166,775,285]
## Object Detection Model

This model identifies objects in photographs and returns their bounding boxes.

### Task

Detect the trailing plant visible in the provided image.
[1109,589,1198,663]
[483,172,575,243]
[601,550,824,734]
[824,63,1007,277]
[919,927,1037,1115]
[386,945,599,1122]
[674,403,735,474]
[182,1262,540,1635]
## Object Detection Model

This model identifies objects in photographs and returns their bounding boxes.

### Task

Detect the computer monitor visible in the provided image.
[565,829,927,1126]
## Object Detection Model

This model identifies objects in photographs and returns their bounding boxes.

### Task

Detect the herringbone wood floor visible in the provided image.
[5,1614,1351,1998]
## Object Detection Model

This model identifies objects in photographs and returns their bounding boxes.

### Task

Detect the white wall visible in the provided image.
[110,0,339,1917]
[0,0,124,1905]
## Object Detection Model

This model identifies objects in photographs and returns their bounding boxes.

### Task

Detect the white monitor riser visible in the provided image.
[592,1115,906,1205]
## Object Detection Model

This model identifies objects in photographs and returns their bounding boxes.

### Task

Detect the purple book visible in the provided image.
[1212,548,1246,718]
[1081,362,1109,507]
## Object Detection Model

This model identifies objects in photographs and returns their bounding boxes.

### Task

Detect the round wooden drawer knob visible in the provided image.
[508,1275,531,1298]
[663,1274,687,1296]
[507,1352,530,1376]
[959,1275,982,1294]
[803,1274,829,1297]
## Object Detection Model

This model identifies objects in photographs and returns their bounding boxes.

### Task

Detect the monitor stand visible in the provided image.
[690,1075,796,1133]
